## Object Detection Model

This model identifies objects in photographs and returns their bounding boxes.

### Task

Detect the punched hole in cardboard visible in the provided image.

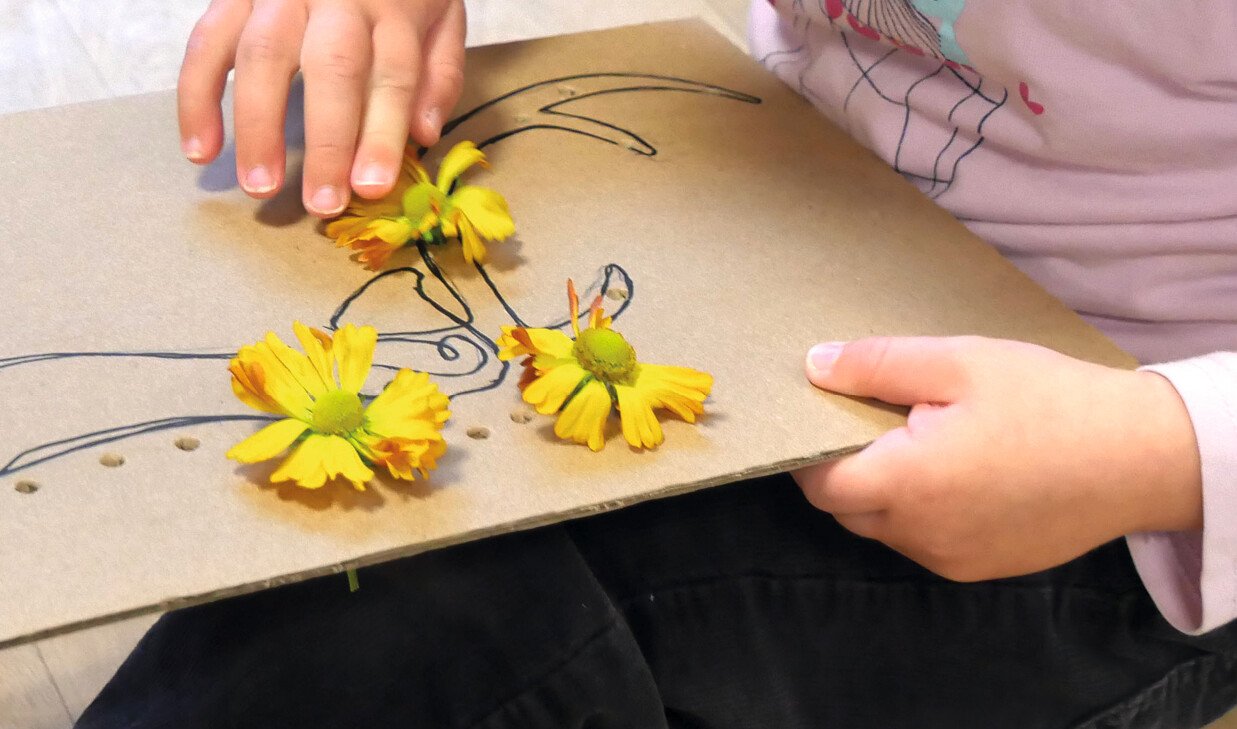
[99,453,125,468]
[14,480,39,494]
[510,408,536,424]
[466,426,491,440]
[174,436,201,452]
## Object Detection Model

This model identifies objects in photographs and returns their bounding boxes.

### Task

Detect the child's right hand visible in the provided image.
[178,0,466,217]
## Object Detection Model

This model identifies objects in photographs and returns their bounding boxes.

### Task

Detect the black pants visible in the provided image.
[77,474,1237,729]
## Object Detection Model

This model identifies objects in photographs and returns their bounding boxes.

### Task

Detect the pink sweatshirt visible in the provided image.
[748,0,1237,634]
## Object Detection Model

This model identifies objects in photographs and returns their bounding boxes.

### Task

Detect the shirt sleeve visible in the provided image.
[1127,352,1237,635]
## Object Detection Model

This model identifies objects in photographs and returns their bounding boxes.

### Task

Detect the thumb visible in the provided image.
[805,336,966,405]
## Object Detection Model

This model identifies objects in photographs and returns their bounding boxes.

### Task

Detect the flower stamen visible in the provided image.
[568,279,582,336]
[311,389,364,435]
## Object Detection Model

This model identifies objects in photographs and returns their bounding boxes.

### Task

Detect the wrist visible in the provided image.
[1125,370,1203,533]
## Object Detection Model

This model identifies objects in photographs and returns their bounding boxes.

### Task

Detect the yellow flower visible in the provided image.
[497,282,713,451]
[226,323,451,490]
[325,141,515,269]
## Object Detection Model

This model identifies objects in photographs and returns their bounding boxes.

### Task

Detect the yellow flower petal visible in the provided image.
[262,331,328,400]
[368,217,417,245]
[293,322,336,390]
[450,185,515,240]
[435,141,485,192]
[344,237,403,270]
[496,326,574,361]
[328,189,405,233]
[325,216,375,244]
[270,434,374,490]
[632,364,713,422]
[554,379,611,451]
[615,384,664,449]
[226,418,310,463]
[523,362,590,415]
[228,358,286,415]
[457,215,487,265]
[332,324,378,393]
[403,153,430,185]
[361,433,446,481]
[231,343,314,418]
[365,369,451,434]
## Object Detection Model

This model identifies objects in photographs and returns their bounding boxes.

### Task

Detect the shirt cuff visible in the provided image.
[1128,352,1237,635]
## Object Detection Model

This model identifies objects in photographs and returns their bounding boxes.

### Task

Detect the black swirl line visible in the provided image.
[1,72,761,477]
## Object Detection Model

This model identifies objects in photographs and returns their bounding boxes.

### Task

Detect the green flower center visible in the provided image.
[573,328,637,382]
[402,182,446,222]
[311,390,364,435]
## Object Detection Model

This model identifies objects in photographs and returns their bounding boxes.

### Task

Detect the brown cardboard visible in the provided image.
[0,19,1133,648]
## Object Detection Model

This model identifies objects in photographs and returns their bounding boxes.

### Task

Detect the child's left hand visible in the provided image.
[795,336,1203,581]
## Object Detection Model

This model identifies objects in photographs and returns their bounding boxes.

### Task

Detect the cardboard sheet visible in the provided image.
[0,19,1134,648]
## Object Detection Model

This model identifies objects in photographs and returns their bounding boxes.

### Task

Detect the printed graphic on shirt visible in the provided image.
[761,0,1042,199]
[820,0,971,67]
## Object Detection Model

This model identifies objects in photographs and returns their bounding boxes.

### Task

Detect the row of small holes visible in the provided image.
[469,408,540,439]
[13,436,201,494]
[14,413,544,491]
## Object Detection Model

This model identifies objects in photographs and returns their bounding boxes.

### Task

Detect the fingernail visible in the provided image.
[354,162,392,190]
[182,136,205,162]
[807,342,845,378]
[309,185,344,215]
[243,166,277,194]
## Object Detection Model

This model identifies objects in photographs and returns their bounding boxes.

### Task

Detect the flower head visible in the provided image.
[497,282,713,451]
[325,141,515,269]
[227,323,450,489]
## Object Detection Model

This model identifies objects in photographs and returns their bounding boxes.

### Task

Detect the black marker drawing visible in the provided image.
[758,2,1006,199]
[1,73,760,478]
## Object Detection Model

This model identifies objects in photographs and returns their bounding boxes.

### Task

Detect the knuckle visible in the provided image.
[371,71,417,97]
[848,336,895,391]
[238,32,287,66]
[304,48,366,82]
[945,336,985,367]
[185,21,214,56]
[306,138,355,161]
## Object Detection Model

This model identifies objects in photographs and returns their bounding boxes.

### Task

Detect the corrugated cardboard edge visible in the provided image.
[0,442,866,649]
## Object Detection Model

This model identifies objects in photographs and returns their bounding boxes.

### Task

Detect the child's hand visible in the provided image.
[178,0,466,216]
[796,336,1203,581]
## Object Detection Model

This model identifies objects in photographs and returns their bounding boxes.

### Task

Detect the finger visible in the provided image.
[805,336,970,405]
[301,4,371,216]
[410,0,466,146]
[178,0,251,163]
[232,0,307,197]
[351,17,421,199]
[832,511,888,540]
[794,423,931,514]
